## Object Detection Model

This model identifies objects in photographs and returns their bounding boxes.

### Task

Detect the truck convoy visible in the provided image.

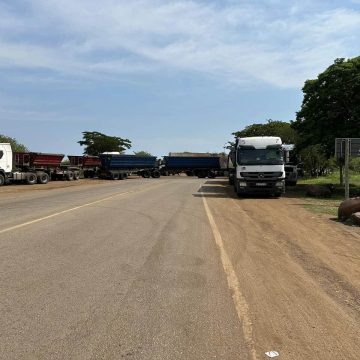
[228,137,286,197]
[0,143,80,186]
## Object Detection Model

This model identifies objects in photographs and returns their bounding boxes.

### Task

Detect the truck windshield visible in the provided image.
[237,148,283,165]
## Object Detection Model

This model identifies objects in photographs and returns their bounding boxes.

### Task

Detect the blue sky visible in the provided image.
[1,0,359,156]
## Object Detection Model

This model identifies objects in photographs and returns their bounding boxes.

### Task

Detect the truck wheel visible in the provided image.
[151,170,161,178]
[142,171,150,178]
[0,173,5,186]
[112,173,119,180]
[119,173,126,180]
[66,171,74,181]
[26,173,37,185]
[197,170,206,178]
[37,173,49,184]
[229,176,234,185]
[207,171,215,179]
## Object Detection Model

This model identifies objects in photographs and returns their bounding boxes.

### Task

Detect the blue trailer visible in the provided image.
[98,154,160,180]
[162,156,221,178]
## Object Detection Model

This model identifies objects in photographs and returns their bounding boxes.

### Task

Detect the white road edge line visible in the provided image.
[0,182,169,235]
[201,190,258,360]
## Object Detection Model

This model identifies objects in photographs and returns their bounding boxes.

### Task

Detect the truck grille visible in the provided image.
[240,172,283,180]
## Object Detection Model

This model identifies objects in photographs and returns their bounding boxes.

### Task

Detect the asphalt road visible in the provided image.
[0,177,359,359]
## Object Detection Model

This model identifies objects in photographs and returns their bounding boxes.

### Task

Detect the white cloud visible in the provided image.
[0,0,359,88]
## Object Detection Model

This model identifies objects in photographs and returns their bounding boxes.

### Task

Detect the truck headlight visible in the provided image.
[239,182,247,187]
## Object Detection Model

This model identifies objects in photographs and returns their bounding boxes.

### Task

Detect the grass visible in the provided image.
[286,170,360,217]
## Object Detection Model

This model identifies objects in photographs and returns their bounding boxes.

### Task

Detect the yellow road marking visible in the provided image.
[0,181,168,235]
[201,191,258,360]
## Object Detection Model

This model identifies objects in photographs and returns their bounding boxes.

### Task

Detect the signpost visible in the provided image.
[335,138,360,199]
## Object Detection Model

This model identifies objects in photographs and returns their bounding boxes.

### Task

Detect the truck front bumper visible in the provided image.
[237,179,285,194]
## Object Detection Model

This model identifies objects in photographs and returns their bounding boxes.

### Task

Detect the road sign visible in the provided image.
[335,138,360,159]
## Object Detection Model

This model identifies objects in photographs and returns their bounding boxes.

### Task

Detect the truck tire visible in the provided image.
[151,170,161,178]
[119,173,126,180]
[197,170,206,178]
[66,171,74,181]
[26,173,37,185]
[142,171,150,178]
[37,172,49,184]
[0,173,5,186]
[111,172,119,180]
[207,171,216,179]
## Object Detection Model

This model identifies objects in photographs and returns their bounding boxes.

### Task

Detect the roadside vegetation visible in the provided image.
[285,170,360,217]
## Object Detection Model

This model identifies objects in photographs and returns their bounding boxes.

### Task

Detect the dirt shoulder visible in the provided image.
[202,179,360,360]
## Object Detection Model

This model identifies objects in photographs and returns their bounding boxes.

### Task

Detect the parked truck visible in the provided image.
[0,143,80,186]
[98,154,160,180]
[162,156,221,178]
[68,155,101,178]
[228,137,285,197]
[282,144,298,186]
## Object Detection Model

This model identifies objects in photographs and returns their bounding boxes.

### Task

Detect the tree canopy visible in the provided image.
[133,151,153,157]
[233,120,297,144]
[292,57,360,157]
[78,131,131,156]
[0,134,28,152]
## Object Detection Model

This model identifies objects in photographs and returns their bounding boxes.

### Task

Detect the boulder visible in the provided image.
[338,197,360,221]
[306,184,332,198]
[350,212,360,226]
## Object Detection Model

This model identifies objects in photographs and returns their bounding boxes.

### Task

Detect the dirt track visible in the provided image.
[202,180,360,359]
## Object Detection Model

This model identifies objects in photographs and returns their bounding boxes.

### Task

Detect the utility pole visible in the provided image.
[344,139,350,200]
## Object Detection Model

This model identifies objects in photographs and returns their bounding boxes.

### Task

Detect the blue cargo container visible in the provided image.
[98,154,160,180]
[162,156,221,178]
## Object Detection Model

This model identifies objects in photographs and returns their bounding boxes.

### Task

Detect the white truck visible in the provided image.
[0,143,79,186]
[228,136,285,197]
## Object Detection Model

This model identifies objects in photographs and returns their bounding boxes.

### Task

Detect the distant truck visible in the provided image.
[162,156,221,178]
[0,143,80,186]
[98,154,160,180]
[228,137,285,197]
[282,144,298,186]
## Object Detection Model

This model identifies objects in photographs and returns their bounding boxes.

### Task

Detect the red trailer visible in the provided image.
[14,152,80,183]
[68,155,101,178]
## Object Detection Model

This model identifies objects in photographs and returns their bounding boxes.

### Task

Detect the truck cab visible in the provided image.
[0,143,13,185]
[230,137,285,197]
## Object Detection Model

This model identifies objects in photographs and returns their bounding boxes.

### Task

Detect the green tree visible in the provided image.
[233,120,298,144]
[78,131,131,156]
[133,151,153,157]
[300,144,329,177]
[0,134,28,152]
[292,57,360,157]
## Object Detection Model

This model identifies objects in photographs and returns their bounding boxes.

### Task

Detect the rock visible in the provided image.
[350,212,360,226]
[338,197,360,221]
[306,185,332,198]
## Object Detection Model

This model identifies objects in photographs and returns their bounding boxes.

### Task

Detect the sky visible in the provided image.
[1,0,359,157]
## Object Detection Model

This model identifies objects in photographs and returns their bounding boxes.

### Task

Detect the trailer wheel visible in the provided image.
[0,173,5,186]
[119,173,126,180]
[207,171,216,179]
[151,170,161,178]
[197,170,206,178]
[142,171,150,178]
[66,171,74,181]
[26,173,37,185]
[37,172,49,184]
[111,173,119,180]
